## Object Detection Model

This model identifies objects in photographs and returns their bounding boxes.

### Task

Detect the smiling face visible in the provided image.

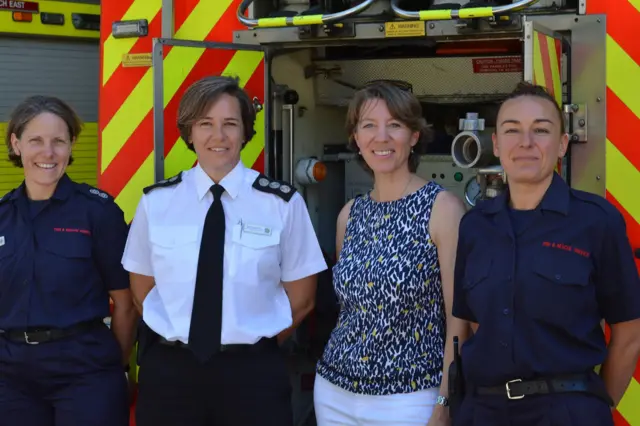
[11,112,74,195]
[353,98,419,175]
[189,93,244,180]
[492,95,568,184]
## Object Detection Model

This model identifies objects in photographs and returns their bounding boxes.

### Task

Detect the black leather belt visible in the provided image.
[0,319,104,345]
[474,374,613,405]
[157,336,278,354]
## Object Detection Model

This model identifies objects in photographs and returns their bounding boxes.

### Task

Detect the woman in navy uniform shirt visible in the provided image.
[452,82,640,425]
[0,96,137,426]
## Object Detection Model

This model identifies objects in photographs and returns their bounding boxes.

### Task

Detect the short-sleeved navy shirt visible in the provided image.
[453,173,640,387]
[0,174,130,330]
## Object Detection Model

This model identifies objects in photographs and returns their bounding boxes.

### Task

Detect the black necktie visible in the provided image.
[189,184,226,363]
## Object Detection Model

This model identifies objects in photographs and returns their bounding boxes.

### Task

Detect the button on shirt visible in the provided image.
[453,173,640,387]
[121,161,328,345]
[0,174,130,330]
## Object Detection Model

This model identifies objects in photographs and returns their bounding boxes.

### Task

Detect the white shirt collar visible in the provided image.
[194,160,245,201]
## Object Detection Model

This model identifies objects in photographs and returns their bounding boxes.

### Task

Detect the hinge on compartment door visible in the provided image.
[563,103,587,143]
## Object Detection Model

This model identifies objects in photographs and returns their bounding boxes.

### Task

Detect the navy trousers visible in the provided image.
[453,393,614,426]
[0,325,129,426]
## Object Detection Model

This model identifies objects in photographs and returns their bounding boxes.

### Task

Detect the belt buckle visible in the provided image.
[24,332,40,345]
[506,379,524,400]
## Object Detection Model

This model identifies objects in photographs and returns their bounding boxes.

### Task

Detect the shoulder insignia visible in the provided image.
[143,172,183,195]
[77,184,113,203]
[252,174,297,202]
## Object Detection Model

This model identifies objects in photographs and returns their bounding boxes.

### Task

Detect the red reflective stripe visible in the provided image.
[537,33,556,99]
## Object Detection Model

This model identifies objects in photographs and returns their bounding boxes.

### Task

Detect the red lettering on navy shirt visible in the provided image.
[542,241,590,258]
[54,228,91,236]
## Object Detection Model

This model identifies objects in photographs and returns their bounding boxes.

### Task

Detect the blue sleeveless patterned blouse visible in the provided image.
[316,181,446,396]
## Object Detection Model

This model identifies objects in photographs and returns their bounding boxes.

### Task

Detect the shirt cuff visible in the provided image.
[281,261,328,283]
[122,258,154,277]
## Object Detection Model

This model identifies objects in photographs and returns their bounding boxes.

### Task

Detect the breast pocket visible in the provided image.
[39,235,94,298]
[526,255,596,327]
[149,226,200,283]
[230,224,281,286]
[462,256,494,319]
[0,233,15,295]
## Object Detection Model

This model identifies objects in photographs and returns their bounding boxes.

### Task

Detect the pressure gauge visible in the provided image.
[464,177,482,206]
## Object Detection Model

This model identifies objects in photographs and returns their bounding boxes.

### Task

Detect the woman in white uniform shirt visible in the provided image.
[121,75,328,426]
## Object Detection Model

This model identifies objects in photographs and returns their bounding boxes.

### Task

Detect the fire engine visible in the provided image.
[0,0,100,196]
[95,0,637,425]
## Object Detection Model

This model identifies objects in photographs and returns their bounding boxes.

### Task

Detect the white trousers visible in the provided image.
[314,374,439,425]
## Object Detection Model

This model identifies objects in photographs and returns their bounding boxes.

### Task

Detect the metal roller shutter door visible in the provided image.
[0,36,99,196]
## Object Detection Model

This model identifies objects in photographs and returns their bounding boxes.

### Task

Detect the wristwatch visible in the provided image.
[436,395,449,407]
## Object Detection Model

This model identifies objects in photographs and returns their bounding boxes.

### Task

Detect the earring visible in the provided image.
[411,148,414,154]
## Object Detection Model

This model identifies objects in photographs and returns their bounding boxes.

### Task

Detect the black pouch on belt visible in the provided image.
[448,336,466,420]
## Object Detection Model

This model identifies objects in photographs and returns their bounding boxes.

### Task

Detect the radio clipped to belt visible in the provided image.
[448,336,466,419]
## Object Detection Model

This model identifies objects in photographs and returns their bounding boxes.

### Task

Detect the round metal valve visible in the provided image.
[451,131,495,169]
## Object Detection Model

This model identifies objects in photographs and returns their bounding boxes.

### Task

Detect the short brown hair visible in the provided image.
[177,75,256,152]
[6,95,82,167]
[501,82,565,133]
[346,80,432,173]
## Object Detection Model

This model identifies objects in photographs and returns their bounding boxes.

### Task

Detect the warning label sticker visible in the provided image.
[472,57,523,73]
[122,53,153,68]
[384,21,425,38]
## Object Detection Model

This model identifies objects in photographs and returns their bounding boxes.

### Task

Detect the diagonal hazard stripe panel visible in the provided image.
[605,4,640,426]
[618,378,640,425]
[101,0,234,173]
[101,70,154,173]
[532,32,562,106]
[115,153,154,223]
[607,88,640,173]
[630,0,640,14]
[606,140,640,233]
[532,32,544,88]
[607,196,640,314]
[174,0,201,32]
[164,50,265,178]
[102,0,161,86]
[607,36,640,121]
[547,38,562,107]
[100,13,162,127]
[174,0,233,40]
[605,0,640,65]
[100,114,154,198]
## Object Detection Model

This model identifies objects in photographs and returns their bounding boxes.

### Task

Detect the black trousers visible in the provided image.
[0,326,129,426]
[135,340,293,426]
[453,393,614,426]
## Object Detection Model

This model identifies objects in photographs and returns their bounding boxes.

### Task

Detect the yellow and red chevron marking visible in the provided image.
[530,29,565,177]
[98,0,160,221]
[531,31,562,106]
[588,1,640,425]
[98,0,264,223]
[160,0,265,179]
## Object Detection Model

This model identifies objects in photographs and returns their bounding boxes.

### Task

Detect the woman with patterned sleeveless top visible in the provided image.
[314,81,470,426]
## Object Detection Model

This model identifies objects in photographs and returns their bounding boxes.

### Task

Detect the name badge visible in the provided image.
[243,223,272,237]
